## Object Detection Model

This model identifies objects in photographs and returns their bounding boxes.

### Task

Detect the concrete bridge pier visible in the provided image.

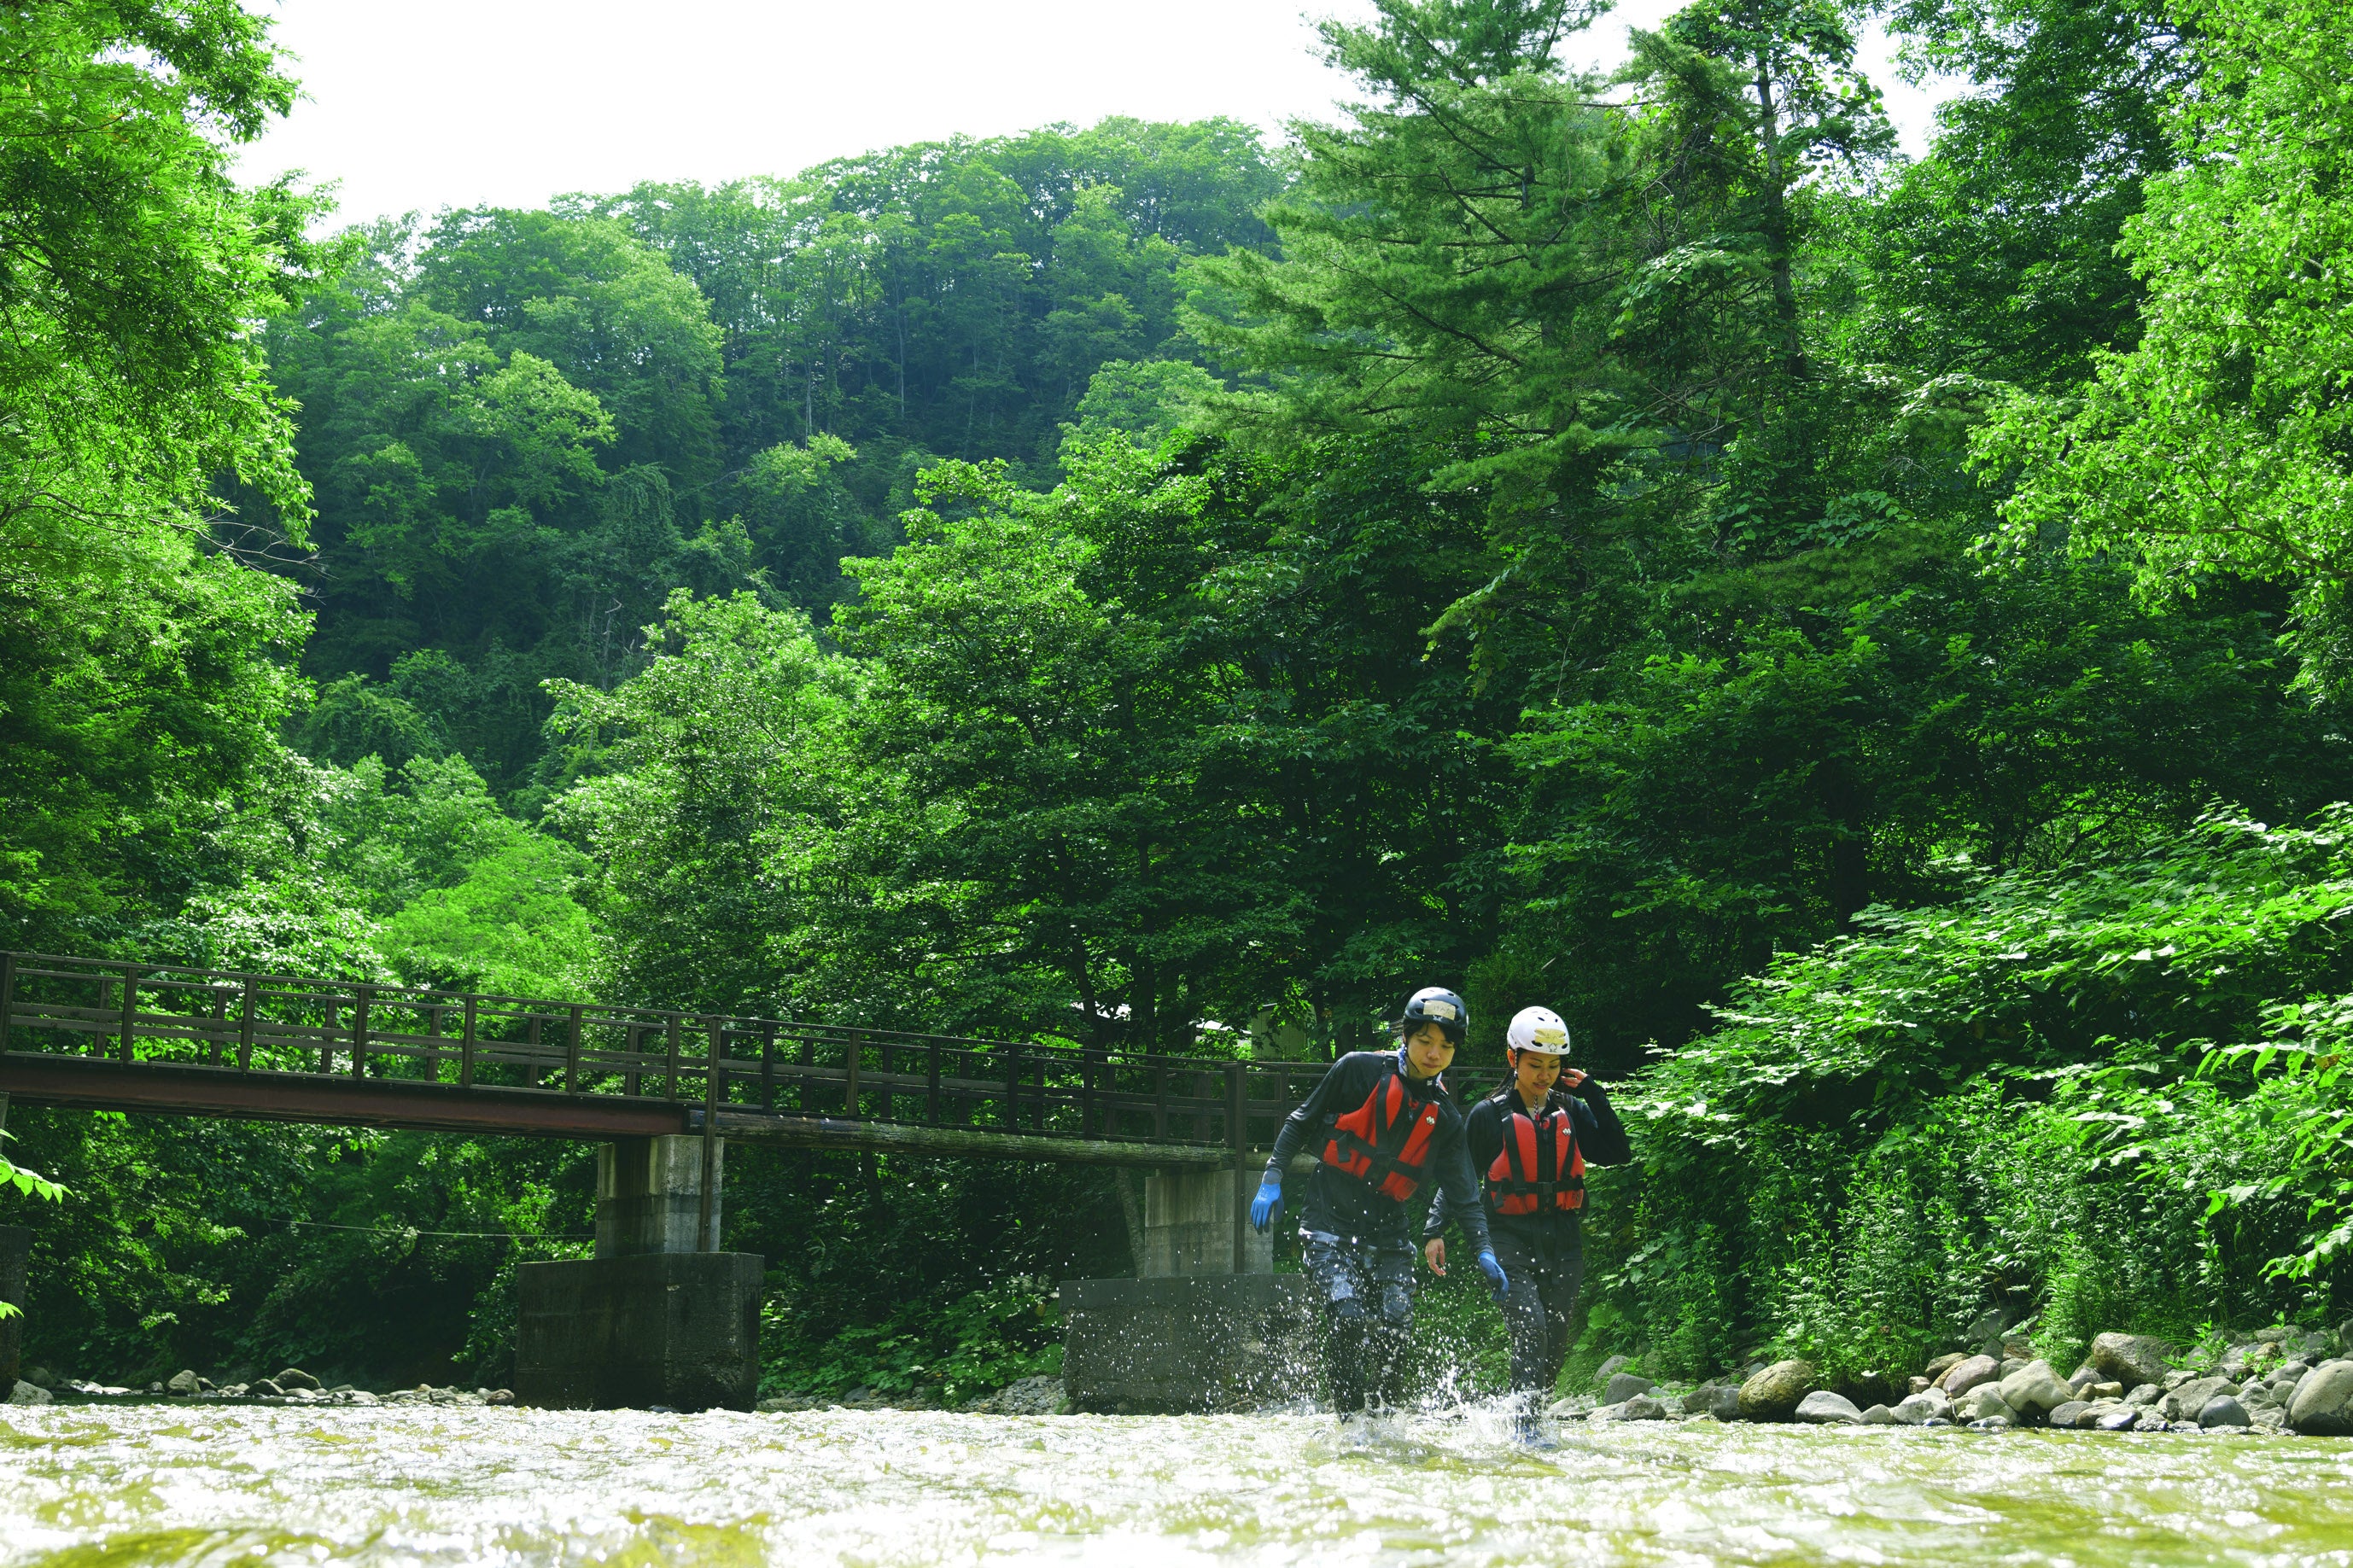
[514,1133,763,1412]
[1062,1163,1315,1414]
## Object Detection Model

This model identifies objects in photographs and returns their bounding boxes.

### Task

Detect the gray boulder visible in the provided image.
[1795,1390,1864,1425]
[166,1370,200,1397]
[1605,1372,1656,1404]
[1957,1385,2013,1423]
[1967,1415,2014,1431]
[2199,1396,2251,1429]
[1998,1360,2074,1419]
[1894,1389,1952,1425]
[1595,1355,1634,1386]
[2094,1407,2142,1432]
[1940,1354,2000,1397]
[1737,1360,1817,1422]
[2124,1383,2161,1406]
[2287,1360,2353,1435]
[1922,1352,1965,1384]
[2047,1399,2089,1429]
[274,1368,321,1392]
[1682,1384,1741,1421]
[1861,1403,1898,1425]
[1620,1394,1672,1420]
[7,1379,52,1406]
[249,1379,284,1398]
[2163,1376,2239,1423]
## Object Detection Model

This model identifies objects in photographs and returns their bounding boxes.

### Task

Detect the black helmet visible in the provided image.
[1399,986,1468,1043]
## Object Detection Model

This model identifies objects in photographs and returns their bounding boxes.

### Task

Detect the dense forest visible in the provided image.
[5,0,2353,1398]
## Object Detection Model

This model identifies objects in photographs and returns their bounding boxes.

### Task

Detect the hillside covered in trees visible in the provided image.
[7,0,2353,1399]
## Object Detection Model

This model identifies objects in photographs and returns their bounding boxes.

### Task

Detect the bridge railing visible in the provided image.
[0,951,1338,1152]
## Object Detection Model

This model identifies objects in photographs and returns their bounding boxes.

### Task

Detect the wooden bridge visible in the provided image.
[0,951,1328,1169]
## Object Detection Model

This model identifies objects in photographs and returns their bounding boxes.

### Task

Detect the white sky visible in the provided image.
[237,1,1955,229]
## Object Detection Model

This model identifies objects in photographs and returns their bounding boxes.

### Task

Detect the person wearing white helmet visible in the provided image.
[1251,985,1505,1426]
[1423,1003,1628,1447]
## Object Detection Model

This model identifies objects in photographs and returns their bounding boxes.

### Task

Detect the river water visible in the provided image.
[5,1402,2353,1566]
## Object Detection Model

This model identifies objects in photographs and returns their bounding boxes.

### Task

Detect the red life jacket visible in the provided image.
[1485,1099,1585,1215]
[1321,1068,1445,1202]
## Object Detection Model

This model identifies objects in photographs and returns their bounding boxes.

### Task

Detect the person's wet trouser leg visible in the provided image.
[1305,1233,1417,1414]
[1499,1245,1585,1408]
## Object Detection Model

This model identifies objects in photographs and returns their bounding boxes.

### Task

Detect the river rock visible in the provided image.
[1998,1361,2073,1419]
[1968,1415,2014,1431]
[1893,1389,1951,1425]
[1737,1361,1816,1422]
[2047,1399,2089,1429]
[274,1368,321,1392]
[7,1379,52,1406]
[1683,1384,1741,1421]
[1595,1355,1634,1385]
[1620,1394,1671,1420]
[1605,1372,1656,1404]
[2200,1396,2251,1428]
[249,1379,284,1398]
[2124,1383,2160,1406]
[2087,1381,2122,1400]
[1922,1352,1965,1384]
[2163,1376,2236,1424]
[2287,1360,2353,1434]
[166,1370,200,1397]
[1795,1390,1864,1425]
[1861,1403,1898,1425]
[2094,1407,2142,1432]
[1957,1385,2013,1423]
[1940,1355,1999,1396]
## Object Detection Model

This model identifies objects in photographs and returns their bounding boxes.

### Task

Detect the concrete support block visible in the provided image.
[0,1225,27,1387]
[1143,1167,1269,1276]
[1062,1274,1317,1414]
[514,1250,762,1411]
[596,1134,721,1257]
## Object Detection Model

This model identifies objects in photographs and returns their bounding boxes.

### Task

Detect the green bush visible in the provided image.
[1579,810,2353,1383]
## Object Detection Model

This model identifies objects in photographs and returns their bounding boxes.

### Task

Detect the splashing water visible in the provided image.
[4,1403,2352,1565]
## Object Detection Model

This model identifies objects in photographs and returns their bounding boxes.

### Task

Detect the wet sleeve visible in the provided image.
[1265,1056,1352,1180]
[1432,1111,1494,1255]
[1571,1077,1632,1166]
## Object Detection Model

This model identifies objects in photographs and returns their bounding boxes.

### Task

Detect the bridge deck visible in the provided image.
[0,952,1325,1166]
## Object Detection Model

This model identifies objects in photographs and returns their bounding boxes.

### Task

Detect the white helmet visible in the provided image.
[1507,1006,1571,1056]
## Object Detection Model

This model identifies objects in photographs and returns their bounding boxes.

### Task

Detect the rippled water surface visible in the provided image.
[7,1403,2353,1566]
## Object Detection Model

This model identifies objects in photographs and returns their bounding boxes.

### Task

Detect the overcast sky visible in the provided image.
[237,0,1955,229]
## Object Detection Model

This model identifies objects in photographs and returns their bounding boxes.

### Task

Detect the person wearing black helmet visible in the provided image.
[1251,986,1505,1425]
[1424,1005,1629,1446]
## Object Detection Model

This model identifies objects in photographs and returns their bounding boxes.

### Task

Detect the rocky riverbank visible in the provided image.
[6,1363,511,1408]
[1559,1322,2353,1436]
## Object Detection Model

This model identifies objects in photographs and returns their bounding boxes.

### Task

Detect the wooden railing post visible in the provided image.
[207,988,227,1066]
[119,966,138,1063]
[665,1015,682,1099]
[352,985,371,1080]
[760,1027,776,1110]
[844,1030,861,1118]
[459,995,477,1088]
[1080,1046,1098,1138]
[1003,1047,1019,1131]
[564,1006,584,1094]
[926,1042,941,1126]
[0,952,15,1055]
[237,976,256,1070]
[525,1014,542,1087]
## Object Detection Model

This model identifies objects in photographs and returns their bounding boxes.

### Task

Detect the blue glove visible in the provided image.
[1248,1175,1284,1233]
[1477,1250,1509,1303]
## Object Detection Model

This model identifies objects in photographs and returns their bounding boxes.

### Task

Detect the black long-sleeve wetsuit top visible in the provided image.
[1425,1076,1630,1261]
[1264,1047,1493,1254]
